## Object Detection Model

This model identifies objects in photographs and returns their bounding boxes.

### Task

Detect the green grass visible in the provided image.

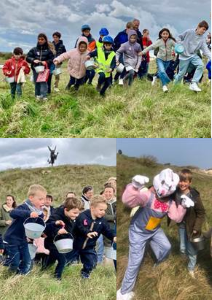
[0,57,210,138]
[117,154,212,300]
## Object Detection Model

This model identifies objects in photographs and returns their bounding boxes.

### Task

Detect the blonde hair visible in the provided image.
[48,42,56,56]
[90,195,107,207]
[27,184,47,197]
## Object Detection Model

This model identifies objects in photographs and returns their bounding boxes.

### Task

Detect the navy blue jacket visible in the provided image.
[44,206,75,250]
[52,40,66,57]
[0,234,3,249]
[136,29,143,50]
[4,203,44,246]
[26,42,54,70]
[114,30,129,51]
[73,209,115,250]
[89,48,116,71]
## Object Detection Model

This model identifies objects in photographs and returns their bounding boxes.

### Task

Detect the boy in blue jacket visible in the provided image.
[3,184,47,275]
[66,195,116,278]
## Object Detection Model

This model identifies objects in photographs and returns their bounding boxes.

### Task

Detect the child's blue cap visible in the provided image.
[81,24,91,31]
[99,28,109,36]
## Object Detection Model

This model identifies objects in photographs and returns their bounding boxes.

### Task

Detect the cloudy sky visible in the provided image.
[117,138,212,169]
[0,138,116,171]
[0,0,210,52]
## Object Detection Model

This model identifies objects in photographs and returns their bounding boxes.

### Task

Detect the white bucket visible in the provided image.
[54,233,73,253]
[35,65,45,73]
[24,217,46,239]
[126,66,134,72]
[116,63,125,73]
[105,246,116,260]
[53,68,62,76]
[28,244,38,259]
[5,77,15,83]
[85,60,96,70]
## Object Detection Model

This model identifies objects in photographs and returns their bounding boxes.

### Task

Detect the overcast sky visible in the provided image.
[0,138,116,171]
[117,139,212,169]
[0,0,210,52]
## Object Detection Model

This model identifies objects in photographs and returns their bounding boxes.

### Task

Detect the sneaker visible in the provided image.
[117,289,135,300]
[119,79,124,85]
[162,85,168,92]
[189,82,201,92]
[188,270,196,279]
[42,97,48,101]
[54,87,60,92]
[36,96,41,100]
[152,75,157,86]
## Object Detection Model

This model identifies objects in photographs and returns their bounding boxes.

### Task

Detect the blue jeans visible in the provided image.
[10,83,22,98]
[156,58,171,86]
[33,70,48,97]
[96,234,104,263]
[179,227,197,270]
[174,54,204,84]
[66,248,97,278]
[4,243,31,274]
[178,225,186,254]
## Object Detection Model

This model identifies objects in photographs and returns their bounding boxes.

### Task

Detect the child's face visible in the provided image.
[196,26,207,35]
[14,54,22,60]
[91,203,107,218]
[64,208,80,220]
[53,35,60,44]
[82,30,90,37]
[84,189,93,200]
[6,196,14,207]
[29,191,46,209]
[104,43,112,50]
[103,187,114,201]
[129,34,137,44]
[143,31,149,38]
[38,37,46,45]
[178,179,191,193]
[161,31,169,41]
[79,43,87,53]
[44,197,52,207]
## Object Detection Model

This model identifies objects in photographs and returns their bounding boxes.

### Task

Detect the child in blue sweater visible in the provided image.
[3,184,47,275]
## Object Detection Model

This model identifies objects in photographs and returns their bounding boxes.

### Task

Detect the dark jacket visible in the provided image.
[136,29,144,50]
[0,204,13,236]
[26,42,54,70]
[4,203,44,246]
[73,209,115,250]
[104,199,116,247]
[0,234,3,250]
[52,40,66,57]
[44,206,75,250]
[114,30,129,51]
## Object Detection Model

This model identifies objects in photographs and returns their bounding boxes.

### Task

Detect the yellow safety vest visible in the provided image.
[96,40,103,48]
[96,47,115,78]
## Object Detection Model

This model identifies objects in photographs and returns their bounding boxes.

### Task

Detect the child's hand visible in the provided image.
[113,237,117,243]
[135,68,139,73]
[87,231,98,238]
[108,68,112,73]
[34,59,40,64]
[116,61,120,66]
[0,249,4,254]
[86,56,91,60]
[6,220,12,225]
[41,61,46,66]
[58,228,68,235]
[54,60,59,66]
[55,220,65,227]
[21,66,26,71]
[30,212,39,218]
[138,52,143,56]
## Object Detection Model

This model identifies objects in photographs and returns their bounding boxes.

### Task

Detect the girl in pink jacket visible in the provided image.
[54,36,89,91]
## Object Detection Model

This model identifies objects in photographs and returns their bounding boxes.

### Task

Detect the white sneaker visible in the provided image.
[54,87,60,92]
[152,75,157,86]
[189,82,201,92]
[119,79,124,85]
[188,270,196,279]
[42,97,48,101]
[36,96,41,100]
[117,289,135,300]
[162,85,168,92]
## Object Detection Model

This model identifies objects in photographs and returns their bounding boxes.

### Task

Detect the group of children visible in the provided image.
[0,177,117,281]
[117,168,208,300]
[2,19,211,99]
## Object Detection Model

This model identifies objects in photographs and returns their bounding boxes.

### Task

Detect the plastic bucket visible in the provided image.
[28,244,38,259]
[85,60,96,70]
[105,246,116,260]
[126,66,134,72]
[35,65,45,73]
[53,68,62,76]
[54,233,73,253]
[24,217,46,239]
[5,77,15,83]
[175,44,184,54]
[190,235,205,251]
[116,63,124,73]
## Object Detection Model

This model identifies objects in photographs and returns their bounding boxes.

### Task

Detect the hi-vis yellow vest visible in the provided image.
[96,47,115,78]
[96,40,103,48]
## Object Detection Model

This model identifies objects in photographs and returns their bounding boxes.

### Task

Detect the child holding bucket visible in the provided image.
[66,195,116,279]
[43,197,82,280]
[3,47,30,98]
[3,185,47,275]
[174,169,205,278]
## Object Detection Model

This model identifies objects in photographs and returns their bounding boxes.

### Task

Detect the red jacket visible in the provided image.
[3,57,30,82]
[141,37,152,63]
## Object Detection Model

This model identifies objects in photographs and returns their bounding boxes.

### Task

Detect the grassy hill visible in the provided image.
[117,154,212,300]
[0,164,116,300]
[0,54,210,138]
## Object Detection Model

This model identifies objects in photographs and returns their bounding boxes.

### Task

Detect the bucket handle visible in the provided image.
[53,232,73,243]
[24,216,46,228]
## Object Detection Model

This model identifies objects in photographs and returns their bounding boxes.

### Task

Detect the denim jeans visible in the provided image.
[66,248,97,278]
[178,225,186,254]
[4,243,31,274]
[33,70,48,97]
[174,54,204,84]
[179,227,197,270]
[42,248,66,279]
[10,82,22,98]
[96,234,104,263]
[156,58,171,86]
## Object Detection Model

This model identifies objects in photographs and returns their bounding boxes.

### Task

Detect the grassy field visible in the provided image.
[0,54,210,138]
[0,164,116,300]
[117,154,212,300]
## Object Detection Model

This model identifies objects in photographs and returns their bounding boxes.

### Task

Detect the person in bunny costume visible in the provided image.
[117,168,193,300]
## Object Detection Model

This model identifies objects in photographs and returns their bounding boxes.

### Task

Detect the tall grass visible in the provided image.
[0,58,210,138]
